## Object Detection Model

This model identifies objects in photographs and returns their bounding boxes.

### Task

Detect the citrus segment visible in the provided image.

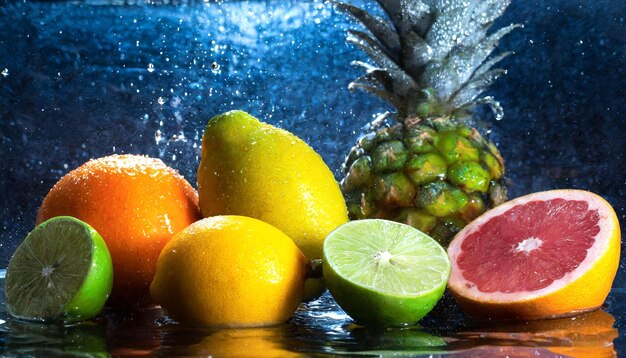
[323,219,450,327]
[5,216,113,323]
[150,215,308,327]
[36,154,200,306]
[448,189,621,319]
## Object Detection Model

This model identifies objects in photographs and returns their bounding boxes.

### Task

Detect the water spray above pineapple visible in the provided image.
[334,0,520,245]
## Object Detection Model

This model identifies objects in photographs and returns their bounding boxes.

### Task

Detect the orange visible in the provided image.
[36,154,201,306]
[149,215,309,327]
[447,189,621,320]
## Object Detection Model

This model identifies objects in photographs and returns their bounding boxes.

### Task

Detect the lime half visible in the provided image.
[323,219,450,327]
[5,216,113,323]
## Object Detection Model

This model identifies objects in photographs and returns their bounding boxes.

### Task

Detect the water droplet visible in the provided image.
[211,62,221,74]
[147,63,155,73]
[157,97,166,105]
[479,96,504,121]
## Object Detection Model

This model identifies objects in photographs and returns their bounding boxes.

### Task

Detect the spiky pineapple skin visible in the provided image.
[341,114,507,246]
[333,0,518,245]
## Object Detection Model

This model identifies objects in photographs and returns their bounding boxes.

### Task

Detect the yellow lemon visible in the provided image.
[197,110,349,298]
[149,215,308,327]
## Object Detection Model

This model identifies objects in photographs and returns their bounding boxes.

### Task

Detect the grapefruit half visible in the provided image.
[447,189,621,320]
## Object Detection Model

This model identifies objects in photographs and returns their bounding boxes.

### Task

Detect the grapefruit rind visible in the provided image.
[447,190,621,319]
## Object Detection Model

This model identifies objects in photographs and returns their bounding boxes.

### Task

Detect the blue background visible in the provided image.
[1,0,625,288]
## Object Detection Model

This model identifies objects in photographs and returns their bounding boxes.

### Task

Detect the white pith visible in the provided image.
[514,237,542,254]
[374,250,393,264]
[447,190,618,303]
[41,266,55,277]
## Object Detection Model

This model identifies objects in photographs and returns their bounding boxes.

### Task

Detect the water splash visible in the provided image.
[155,129,163,144]
[211,61,221,74]
[477,96,505,121]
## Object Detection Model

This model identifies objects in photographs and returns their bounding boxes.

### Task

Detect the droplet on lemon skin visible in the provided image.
[150,215,309,328]
[197,110,349,263]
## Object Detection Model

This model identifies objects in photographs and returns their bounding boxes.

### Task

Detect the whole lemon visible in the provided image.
[149,215,308,327]
[197,110,348,267]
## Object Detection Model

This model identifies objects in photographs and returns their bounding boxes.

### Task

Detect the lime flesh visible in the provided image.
[323,219,450,327]
[5,216,113,323]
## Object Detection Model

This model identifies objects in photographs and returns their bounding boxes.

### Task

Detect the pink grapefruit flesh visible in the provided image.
[448,189,621,320]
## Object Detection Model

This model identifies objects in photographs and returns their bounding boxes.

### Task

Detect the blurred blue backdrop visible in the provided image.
[0,0,625,287]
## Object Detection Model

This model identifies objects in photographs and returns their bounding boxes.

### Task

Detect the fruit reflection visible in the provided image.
[452,309,618,357]
[187,326,301,357]
[104,306,165,356]
[344,325,446,355]
[1,319,108,357]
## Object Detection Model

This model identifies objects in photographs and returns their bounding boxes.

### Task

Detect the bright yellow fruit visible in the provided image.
[149,215,308,327]
[197,110,349,263]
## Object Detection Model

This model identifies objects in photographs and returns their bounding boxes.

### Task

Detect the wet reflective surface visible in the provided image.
[1,0,626,355]
[0,270,623,356]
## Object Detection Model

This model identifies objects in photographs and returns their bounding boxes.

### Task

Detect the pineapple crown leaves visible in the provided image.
[332,0,521,119]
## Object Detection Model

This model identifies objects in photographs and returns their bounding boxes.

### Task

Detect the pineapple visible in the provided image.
[336,0,519,245]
